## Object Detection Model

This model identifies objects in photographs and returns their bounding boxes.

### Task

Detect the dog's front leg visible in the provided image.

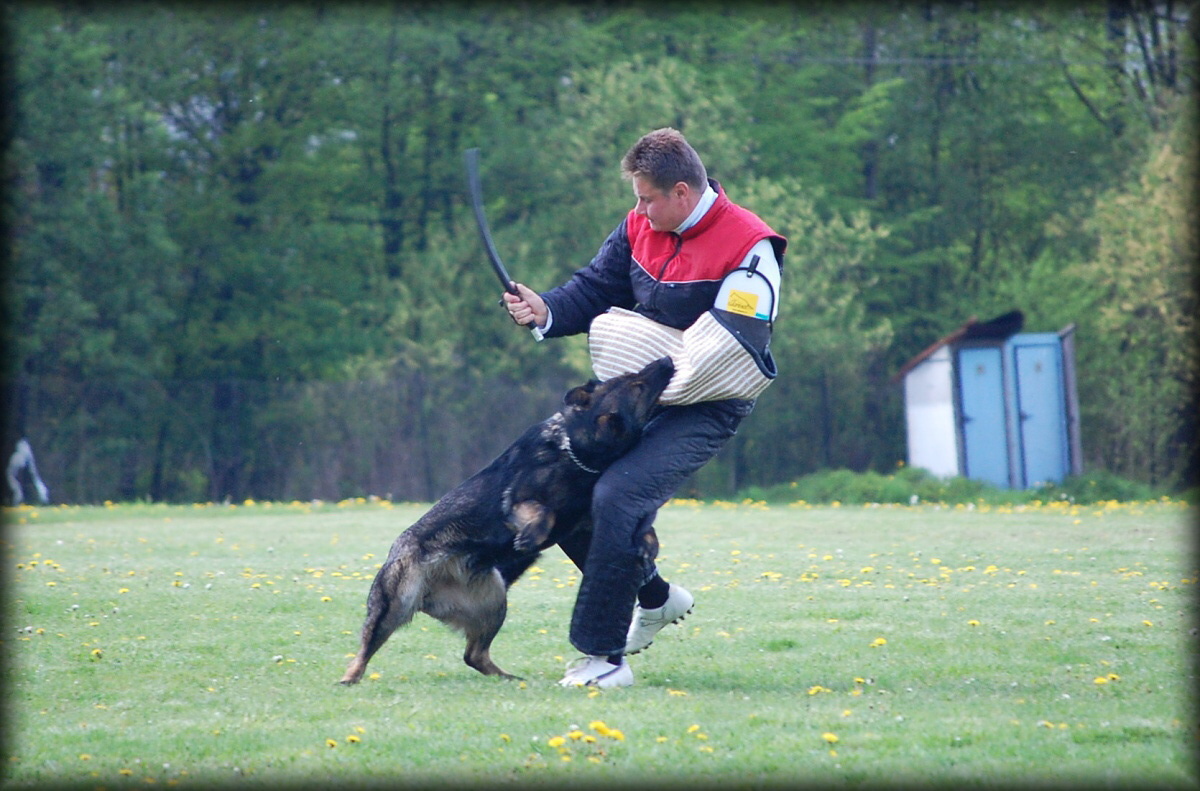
[508,501,554,553]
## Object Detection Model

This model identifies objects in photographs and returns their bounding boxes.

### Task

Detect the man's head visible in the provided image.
[621,128,708,232]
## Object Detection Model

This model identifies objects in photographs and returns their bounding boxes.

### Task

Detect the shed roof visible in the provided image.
[891,310,1024,384]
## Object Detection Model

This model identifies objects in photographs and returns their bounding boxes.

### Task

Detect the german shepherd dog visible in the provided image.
[339,357,675,684]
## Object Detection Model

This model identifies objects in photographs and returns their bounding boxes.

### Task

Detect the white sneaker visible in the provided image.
[625,583,694,655]
[557,655,634,688]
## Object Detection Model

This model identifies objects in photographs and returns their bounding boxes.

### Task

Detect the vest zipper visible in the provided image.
[650,234,684,311]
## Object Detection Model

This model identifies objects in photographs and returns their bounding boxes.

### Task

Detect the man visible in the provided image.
[503,128,786,687]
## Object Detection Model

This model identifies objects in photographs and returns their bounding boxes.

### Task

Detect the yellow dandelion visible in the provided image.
[499,733,511,743]
[667,689,688,696]
[608,729,626,741]
[687,724,701,733]
[119,768,134,776]
[547,736,566,748]
[1093,676,1110,685]
[118,588,130,594]
[567,730,584,741]
[870,637,887,647]
[967,620,980,627]
[822,732,839,744]
[326,739,337,748]
[79,754,92,761]
[346,735,361,744]
[1142,620,1153,627]
[368,672,381,681]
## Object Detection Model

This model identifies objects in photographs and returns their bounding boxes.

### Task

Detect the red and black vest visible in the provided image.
[540,180,786,337]
[625,181,786,330]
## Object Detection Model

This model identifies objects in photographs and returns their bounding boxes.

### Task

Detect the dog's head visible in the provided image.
[560,357,675,470]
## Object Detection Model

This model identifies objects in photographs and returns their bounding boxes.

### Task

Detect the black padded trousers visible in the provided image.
[559,397,754,657]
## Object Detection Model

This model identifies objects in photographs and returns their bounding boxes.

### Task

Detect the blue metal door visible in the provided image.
[956,347,1010,488]
[1013,341,1068,487]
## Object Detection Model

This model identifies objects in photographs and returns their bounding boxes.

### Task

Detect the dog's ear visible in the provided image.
[564,380,600,408]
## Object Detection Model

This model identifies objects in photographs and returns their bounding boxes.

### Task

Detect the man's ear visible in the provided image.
[564,380,600,408]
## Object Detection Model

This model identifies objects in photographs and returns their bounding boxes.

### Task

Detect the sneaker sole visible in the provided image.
[560,665,633,688]
[625,606,693,655]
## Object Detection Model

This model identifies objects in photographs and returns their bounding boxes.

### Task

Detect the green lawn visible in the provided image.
[3,498,1196,788]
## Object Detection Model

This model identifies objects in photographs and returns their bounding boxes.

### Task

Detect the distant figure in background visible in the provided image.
[7,438,49,506]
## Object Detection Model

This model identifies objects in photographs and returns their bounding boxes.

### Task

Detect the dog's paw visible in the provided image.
[509,501,553,553]
[512,531,539,553]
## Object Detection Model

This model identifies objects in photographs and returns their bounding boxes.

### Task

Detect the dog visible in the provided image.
[339,357,675,684]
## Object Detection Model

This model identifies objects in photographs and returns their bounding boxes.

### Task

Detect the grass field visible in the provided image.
[3,498,1196,789]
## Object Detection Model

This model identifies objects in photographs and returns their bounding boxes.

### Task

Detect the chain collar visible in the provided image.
[561,434,601,475]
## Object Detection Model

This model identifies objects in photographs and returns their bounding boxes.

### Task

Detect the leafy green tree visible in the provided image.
[1068,102,1196,486]
[4,3,1194,502]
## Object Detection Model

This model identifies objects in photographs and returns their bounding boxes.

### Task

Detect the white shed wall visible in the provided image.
[903,346,960,478]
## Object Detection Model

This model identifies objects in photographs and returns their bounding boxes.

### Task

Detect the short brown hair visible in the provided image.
[620,128,708,193]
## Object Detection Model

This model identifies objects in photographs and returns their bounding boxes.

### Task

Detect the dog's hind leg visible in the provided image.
[430,568,519,679]
[461,581,518,680]
[339,567,421,685]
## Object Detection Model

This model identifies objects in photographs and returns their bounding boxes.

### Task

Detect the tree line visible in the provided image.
[3,1,1195,504]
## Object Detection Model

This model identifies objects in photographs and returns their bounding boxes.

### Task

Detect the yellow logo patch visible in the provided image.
[725,290,759,317]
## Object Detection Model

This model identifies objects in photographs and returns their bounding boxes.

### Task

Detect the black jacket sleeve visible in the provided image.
[539,220,638,338]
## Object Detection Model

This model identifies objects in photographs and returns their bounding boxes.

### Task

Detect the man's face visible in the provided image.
[631,175,693,233]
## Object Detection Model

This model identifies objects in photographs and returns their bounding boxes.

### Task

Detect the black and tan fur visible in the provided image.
[339,357,675,684]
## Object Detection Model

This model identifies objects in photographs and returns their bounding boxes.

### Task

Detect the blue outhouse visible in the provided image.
[896,312,1082,489]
